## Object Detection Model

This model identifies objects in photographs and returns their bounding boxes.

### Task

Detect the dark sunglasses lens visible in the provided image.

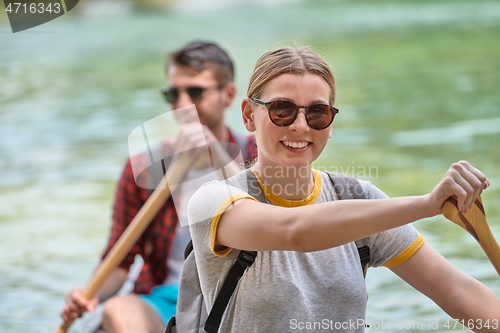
[268,101,297,126]
[306,104,334,130]
[186,87,204,101]
[164,89,179,104]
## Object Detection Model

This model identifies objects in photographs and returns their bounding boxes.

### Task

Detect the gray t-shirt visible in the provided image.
[165,167,215,284]
[187,170,424,333]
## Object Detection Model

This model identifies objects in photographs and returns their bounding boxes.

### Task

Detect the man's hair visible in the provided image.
[168,40,234,85]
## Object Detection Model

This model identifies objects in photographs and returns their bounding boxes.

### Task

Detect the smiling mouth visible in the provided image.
[281,140,311,149]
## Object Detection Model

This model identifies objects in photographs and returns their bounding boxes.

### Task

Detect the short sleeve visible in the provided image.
[358,179,425,268]
[358,179,389,200]
[187,179,256,256]
[368,226,424,268]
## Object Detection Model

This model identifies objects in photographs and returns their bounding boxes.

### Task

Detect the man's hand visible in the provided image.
[60,288,99,322]
[174,122,218,169]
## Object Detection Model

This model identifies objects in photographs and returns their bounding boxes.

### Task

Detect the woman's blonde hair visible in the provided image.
[247,47,335,105]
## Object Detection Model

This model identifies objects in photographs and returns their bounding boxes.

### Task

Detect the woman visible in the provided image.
[187,47,500,332]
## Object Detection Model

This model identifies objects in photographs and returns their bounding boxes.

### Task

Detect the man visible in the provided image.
[60,41,257,332]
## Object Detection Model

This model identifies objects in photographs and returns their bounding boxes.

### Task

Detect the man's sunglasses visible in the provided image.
[251,98,339,130]
[161,84,221,104]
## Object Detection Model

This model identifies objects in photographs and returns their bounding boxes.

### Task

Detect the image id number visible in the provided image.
[444,318,499,330]
[6,2,61,14]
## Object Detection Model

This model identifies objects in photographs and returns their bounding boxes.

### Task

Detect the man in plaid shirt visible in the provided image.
[61,41,257,332]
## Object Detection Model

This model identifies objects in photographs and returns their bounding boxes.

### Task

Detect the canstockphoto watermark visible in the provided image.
[290,319,366,330]
[289,318,498,331]
[313,161,379,180]
[259,163,378,180]
[3,0,80,33]
[290,319,425,330]
[127,106,245,227]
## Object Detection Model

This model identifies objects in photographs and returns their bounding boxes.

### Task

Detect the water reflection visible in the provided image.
[394,117,500,146]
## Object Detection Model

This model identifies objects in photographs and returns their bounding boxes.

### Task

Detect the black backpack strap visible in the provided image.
[204,250,257,333]
[358,245,370,266]
[355,238,370,278]
[328,173,370,277]
[184,239,194,260]
[164,316,176,333]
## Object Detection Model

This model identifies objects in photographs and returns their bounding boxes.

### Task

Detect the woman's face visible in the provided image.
[245,73,333,169]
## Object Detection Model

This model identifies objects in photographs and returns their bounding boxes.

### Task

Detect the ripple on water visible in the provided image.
[393,117,500,146]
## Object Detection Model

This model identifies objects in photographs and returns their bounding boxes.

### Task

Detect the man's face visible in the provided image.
[166,65,231,129]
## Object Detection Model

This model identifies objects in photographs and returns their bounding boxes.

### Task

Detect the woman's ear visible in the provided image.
[242,97,256,132]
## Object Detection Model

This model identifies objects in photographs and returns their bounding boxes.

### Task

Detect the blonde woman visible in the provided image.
[186,47,500,332]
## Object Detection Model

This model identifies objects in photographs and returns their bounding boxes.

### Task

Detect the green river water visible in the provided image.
[1,0,500,332]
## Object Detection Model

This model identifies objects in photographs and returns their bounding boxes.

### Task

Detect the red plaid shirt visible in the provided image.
[102,129,257,294]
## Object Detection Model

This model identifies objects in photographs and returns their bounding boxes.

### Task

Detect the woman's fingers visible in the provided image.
[454,165,479,212]
[463,161,489,193]
[448,173,471,213]
[448,161,487,212]
[424,161,488,217]
[459,161,488,211]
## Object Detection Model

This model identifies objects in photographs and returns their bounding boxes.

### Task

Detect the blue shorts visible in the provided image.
[139,283,179,324]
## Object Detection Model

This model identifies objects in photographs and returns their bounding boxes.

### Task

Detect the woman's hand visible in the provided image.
[426,161,490,216]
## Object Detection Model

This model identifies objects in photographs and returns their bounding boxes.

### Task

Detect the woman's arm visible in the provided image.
[217,195,430,252]
[391,243,500,332]
[216,161,488,253]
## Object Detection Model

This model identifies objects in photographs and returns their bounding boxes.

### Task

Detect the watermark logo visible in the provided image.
[128,105,244,227]
[3,0,79,33]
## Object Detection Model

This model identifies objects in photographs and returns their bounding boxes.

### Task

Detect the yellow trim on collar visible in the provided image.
[210,194,257,257]
[382,234,425,268]
[251,169,322,207]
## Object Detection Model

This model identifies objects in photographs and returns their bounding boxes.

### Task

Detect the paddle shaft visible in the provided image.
[475,220,500,276]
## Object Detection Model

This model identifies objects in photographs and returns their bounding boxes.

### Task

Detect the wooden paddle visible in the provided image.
[442,195,500,276]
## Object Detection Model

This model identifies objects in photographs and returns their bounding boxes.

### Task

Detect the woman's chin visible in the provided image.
[278,156,314,169]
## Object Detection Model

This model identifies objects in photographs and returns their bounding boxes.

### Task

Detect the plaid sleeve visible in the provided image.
[244,134,258,165]
[135,197,178,293]
[102,157,148,271]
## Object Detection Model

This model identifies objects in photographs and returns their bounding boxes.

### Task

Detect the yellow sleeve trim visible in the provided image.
[210,194,257,257]
[382,234,426,268]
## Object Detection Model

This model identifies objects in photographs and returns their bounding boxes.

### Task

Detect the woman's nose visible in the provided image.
[288,109,310,132]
